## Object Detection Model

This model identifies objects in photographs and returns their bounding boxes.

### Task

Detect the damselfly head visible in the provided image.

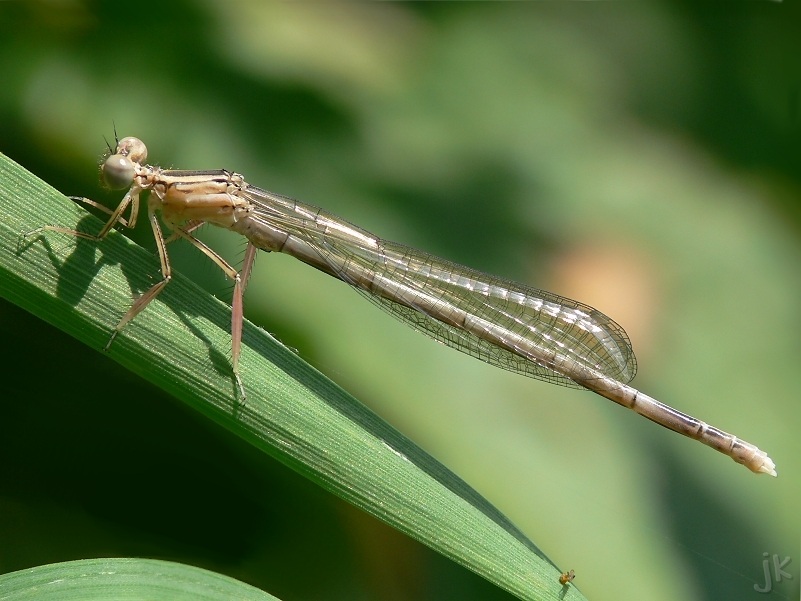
[101,136,147,190]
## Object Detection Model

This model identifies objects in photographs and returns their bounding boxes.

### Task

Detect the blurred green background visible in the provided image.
[0,1,798,600]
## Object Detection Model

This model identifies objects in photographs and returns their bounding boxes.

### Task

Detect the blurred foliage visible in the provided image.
[0,2,799,601]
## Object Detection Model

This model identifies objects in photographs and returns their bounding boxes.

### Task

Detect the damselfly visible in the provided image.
[29,136,776,476]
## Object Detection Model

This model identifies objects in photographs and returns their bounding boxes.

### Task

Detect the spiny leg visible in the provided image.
[66,195,132,228]
[105,201,172,348]
[26,188,139,242]
[168,226,254,402]
[232,242,258,395]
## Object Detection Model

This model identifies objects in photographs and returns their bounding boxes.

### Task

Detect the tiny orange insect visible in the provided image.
[559,569,575,585]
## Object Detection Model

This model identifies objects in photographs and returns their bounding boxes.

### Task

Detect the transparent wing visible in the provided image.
[326,236,636,387]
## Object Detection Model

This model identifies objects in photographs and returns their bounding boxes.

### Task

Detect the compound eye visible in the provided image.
[102,154,135,190]
[116,136,148,164]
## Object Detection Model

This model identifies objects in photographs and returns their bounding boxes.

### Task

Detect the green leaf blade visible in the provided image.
[0,558,281,601]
